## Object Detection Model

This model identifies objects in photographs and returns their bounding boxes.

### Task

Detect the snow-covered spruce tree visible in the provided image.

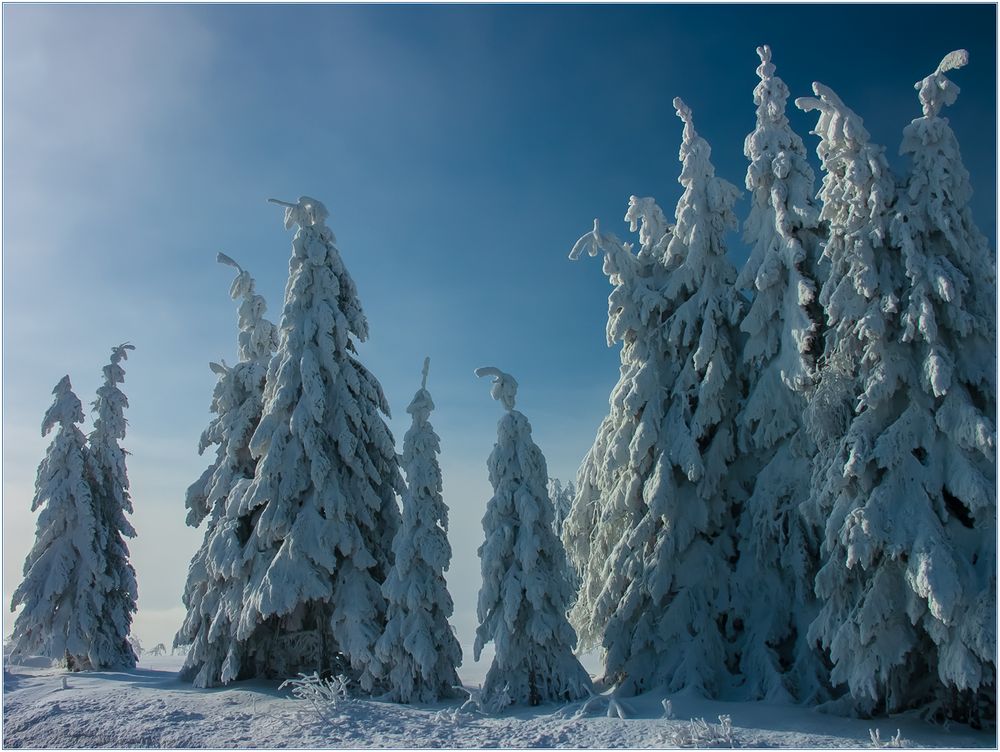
[233,196,402,690]
[806,51,996,722]
[86,343,139,669]
[794,80,909,710]
[566,101,743,697]
[598,99,742,696]
[796,81,903,530]
[729,45,828,704]
[473,367,591,709]
[562,195,673,653]
[547,478,576,539]
[548,478,579,592]
[9,377,105,669]
[374,358,463,703]
[176,254,279,687]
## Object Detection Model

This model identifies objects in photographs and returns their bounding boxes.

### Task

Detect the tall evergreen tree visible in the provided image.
[567,100,743,696]
[87,343,138,669]
[233,196,402,690]
[562,196,674,652]
[474,367,591,710]
[375,358,463,703]
[795,80,908,710]
[176,254,279,687]
[796,80,903,522]
[547,478,575,540]
[804,51,996,721]
[548,478,579,593]
[730,45,828,703]
[9,377,105,669]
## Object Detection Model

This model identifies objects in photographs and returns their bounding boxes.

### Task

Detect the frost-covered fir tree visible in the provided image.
[730,45,828,703]
[233,196,402,690]
[176,254,279,687]
[374,358,462,703]
[806,51,996,721]
[562,195,674,652]
[547,479,575,539]
[566,100,744,697]
[548,478,579,593]
[796,80,903,514]
[795,80,908,708]
[9,377,105,669]
[87,343,138,669]
[474,367,591,709]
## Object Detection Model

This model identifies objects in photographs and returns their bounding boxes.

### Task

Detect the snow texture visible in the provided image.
[374,358,463,703]
[730,45,829,704]
[8,377,107,670]
[7,658,992,748]
[175,254,280,687]
[566,100,744,698]
[805,51,996,722]
[233,196,402,692]
[85,343,139,670]
[474,367,591,709]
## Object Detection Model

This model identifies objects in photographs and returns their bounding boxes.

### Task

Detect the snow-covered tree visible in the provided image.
[547,478,579,593]
[474,367,591,709]
[149,643,167,656]
[562,195,674,652]
[729,45,828,703]
[806,51,996,721]
[796,80,903,509]
[9,376,105,670]
[374,358,463,703]
[233,196,402,691]
[547,478,575,539]
[176,254,279,687]
[795,80,908,709]
[566,100,743,697]
[87,343,138,669]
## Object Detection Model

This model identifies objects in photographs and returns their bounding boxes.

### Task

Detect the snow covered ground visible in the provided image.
[3,655,993,748]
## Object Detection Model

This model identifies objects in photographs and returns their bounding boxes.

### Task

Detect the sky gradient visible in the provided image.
[3,4,996,676]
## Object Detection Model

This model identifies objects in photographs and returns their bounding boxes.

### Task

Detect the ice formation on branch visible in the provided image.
[86,343,139,669]
[374,358,463,703]
[567,100,744,697]
[233,196,402,690]
[563,197,674,653]
[474,367,591,709]
[806,51,996,721]
[9,377,106,669]
[176,254,279,687]
[730,45,828,703]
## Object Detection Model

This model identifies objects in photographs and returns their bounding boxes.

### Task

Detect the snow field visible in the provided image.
[4,659,994,748]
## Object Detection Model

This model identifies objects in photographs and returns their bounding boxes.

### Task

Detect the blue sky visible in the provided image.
[3,4,996,670]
